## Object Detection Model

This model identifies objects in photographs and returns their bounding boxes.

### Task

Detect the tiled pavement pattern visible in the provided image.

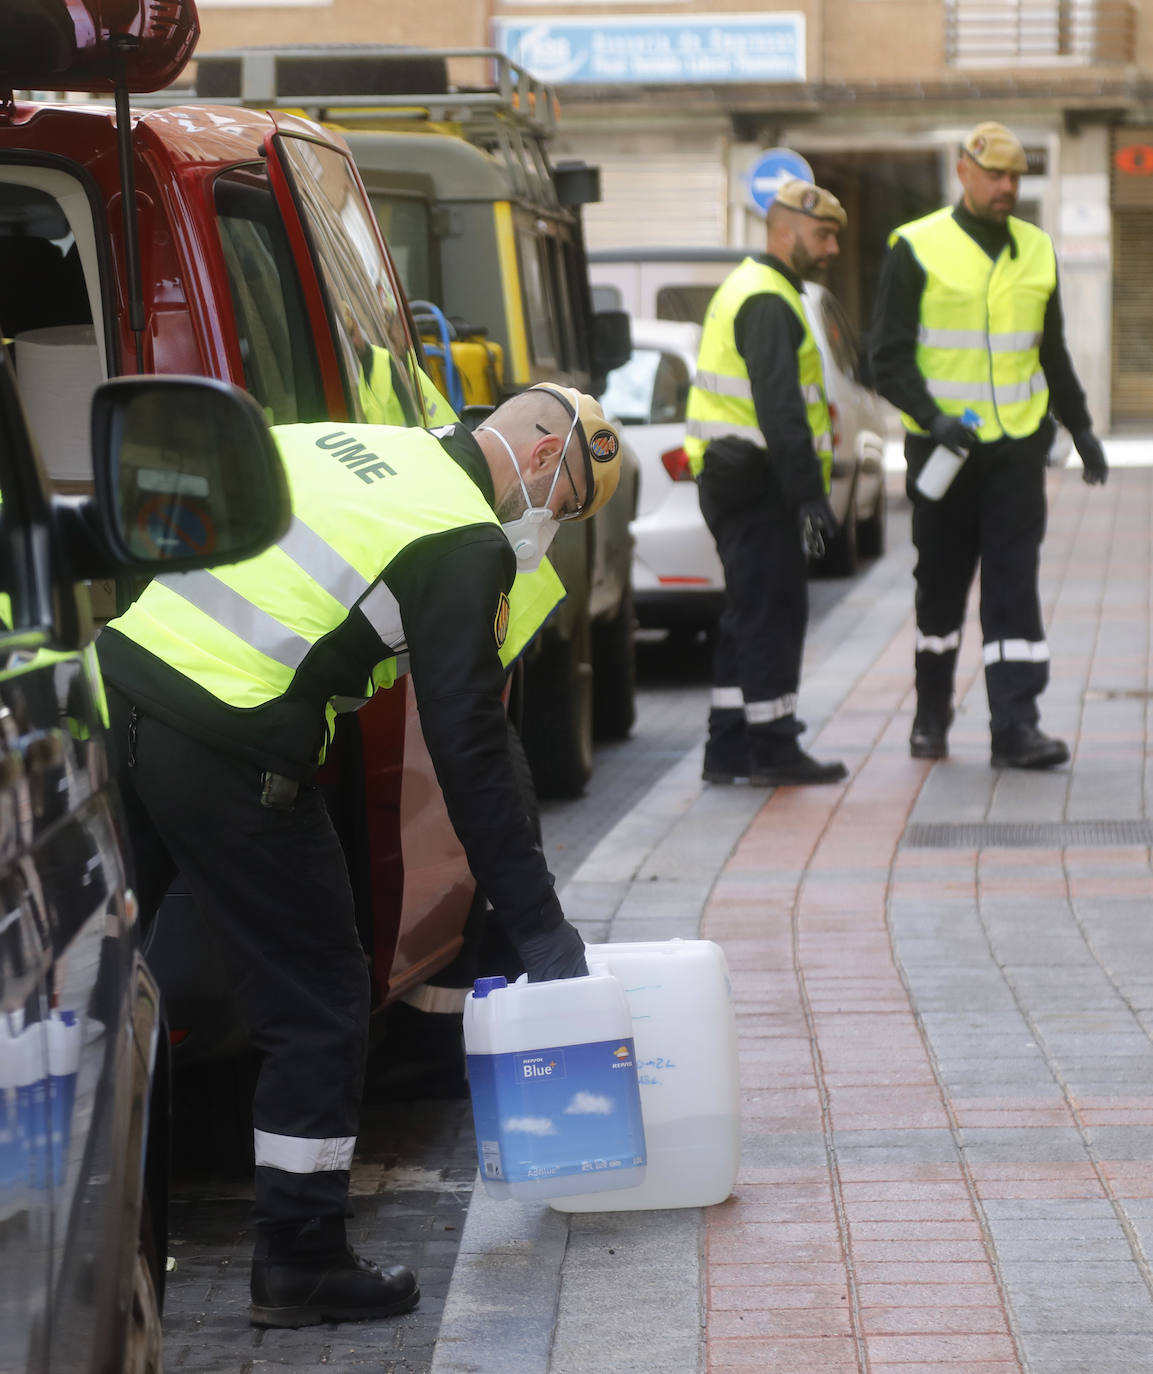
[434,464,1153,1374]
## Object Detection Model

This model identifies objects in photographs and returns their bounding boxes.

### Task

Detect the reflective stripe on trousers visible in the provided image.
[916,629,961,655]
[711,686,798,722]
[254,1129,357,1174]
[983,639,1050,665]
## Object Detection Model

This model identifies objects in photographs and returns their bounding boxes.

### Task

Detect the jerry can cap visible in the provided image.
[472,976,509,999]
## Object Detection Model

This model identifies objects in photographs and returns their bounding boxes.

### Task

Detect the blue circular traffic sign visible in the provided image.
[747,147,814,214]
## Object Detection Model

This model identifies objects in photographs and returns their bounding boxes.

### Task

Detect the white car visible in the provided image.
[601,292,889,633]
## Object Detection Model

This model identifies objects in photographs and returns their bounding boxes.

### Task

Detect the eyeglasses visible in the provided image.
[536,421,588,521]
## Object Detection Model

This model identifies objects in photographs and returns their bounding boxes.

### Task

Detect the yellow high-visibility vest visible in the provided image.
[890,207,1055,440]
[684,257,832,488]
[108,423,563,763]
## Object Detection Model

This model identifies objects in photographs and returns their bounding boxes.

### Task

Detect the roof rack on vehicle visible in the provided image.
[135,46,562,205]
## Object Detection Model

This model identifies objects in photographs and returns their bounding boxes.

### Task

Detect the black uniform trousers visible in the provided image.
[698,444,808,735]
[106,687,369,1235]
[906,425,1051,733]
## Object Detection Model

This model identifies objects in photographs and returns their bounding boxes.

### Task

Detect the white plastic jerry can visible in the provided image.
[549,939,741,1213]
[463,968,647,1201]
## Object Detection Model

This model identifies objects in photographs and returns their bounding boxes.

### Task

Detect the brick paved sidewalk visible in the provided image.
[435,465,1153,1374]
[701,466,1153,1373]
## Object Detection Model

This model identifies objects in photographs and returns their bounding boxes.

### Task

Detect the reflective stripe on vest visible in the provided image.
[891,208,1055,441]
[684,257,832,490]
[108,423,563,727]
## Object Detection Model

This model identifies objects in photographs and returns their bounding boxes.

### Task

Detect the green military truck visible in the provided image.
[187,46,639,797]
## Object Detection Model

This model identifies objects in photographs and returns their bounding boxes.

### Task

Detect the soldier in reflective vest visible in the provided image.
[684,178,849,787]
[96,384,622,1329]
[871,120,1107,768]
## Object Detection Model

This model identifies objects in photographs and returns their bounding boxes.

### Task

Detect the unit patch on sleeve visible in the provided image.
[494,592,511,649]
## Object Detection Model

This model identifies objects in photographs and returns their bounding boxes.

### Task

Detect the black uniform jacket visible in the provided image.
[870,202,1092,437]
[98,423,564,947]
[713,253,827,509]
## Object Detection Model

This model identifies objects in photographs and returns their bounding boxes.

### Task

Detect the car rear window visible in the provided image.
[655,285,717,326]
[602,346,691,425]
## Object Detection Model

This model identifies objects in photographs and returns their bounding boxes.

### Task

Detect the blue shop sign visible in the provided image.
[493,13,806,87]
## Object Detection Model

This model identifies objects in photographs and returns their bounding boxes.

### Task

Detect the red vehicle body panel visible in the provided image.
[0,95,471,1018]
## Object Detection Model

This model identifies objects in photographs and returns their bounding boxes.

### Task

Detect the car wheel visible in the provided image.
[856,478,887,559]
[124,1195,164,1374]
[520,619,594,799]
[819,484,859,577]
[592,582,636,741]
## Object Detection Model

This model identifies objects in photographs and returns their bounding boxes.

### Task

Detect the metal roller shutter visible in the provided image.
[553,129,728,251]
[1110,129,1153,424]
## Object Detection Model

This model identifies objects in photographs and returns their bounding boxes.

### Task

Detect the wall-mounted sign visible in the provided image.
[1115,144,1153,176]
[747,147,813,214]
[492,13,806,87]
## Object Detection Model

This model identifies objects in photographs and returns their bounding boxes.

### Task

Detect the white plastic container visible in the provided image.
[549,939,740,1213]
[914,408,982,501]
[915,444,965,500]
[463,968,647,1201]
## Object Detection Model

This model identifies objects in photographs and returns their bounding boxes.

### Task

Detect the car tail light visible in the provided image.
[828,401,841,455]
[661,446,694,482]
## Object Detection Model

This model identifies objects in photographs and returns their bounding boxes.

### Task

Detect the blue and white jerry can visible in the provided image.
[463,967,647,1201]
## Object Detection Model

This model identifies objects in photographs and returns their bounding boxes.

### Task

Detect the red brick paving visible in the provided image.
[694,471,1153,1373]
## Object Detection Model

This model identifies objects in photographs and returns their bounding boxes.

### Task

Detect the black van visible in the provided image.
[0,352,288,1371]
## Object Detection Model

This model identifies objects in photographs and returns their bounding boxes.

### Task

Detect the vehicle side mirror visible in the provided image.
[90,376,291,573]
[591,310,632,378]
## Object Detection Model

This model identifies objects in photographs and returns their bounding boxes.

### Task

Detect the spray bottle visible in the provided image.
[915,408,981,500]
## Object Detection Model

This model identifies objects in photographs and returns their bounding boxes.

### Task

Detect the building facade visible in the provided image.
[195,1,1153,428]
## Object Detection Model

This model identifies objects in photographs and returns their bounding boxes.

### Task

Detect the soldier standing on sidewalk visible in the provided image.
[684,179,849,787]
[870,120,1108,768]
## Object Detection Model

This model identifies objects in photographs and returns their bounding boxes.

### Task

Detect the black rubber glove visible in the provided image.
[797,495,837,560]
[928,412,978,455]
[1074,429,1108,486]
[517,920,589,983]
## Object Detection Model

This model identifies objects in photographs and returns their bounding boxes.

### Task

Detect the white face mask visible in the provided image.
[479,414,580,573]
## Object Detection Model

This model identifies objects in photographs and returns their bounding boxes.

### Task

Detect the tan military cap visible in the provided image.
[962,121,1028,174]
[774,179,847,228]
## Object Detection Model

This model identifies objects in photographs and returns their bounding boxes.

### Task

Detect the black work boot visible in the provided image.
[910,703,954,760]
[990,723,1069,771]
[702,707,750,784]
[748,733,847,787]
[251,1217,419,1328]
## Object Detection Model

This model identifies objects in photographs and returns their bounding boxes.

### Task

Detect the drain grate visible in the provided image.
[903,820,1153,849]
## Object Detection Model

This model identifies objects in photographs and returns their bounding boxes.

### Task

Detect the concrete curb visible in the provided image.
[431,536,919,1374]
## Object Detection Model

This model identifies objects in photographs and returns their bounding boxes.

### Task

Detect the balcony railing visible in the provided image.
[946,0,1136,66]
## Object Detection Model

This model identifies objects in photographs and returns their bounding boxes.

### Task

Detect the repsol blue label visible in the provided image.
[467,1037,646,1184]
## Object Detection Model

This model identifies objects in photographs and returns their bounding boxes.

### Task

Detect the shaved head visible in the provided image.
[488,390,573,447]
